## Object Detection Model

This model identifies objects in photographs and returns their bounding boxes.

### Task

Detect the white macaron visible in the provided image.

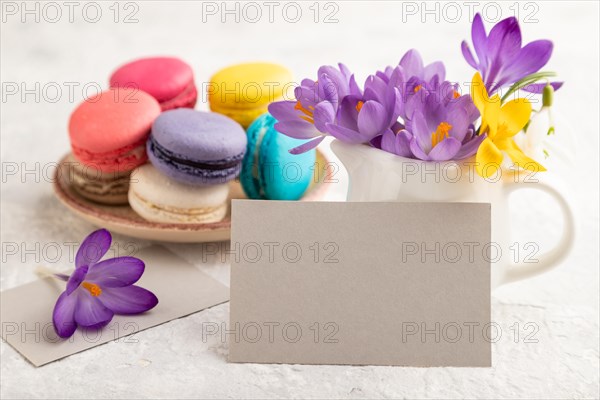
[129,164,229,224]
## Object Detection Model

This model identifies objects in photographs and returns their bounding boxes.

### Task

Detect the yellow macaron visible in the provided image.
[209,62,293,127]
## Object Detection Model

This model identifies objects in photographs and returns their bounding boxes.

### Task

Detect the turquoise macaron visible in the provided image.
[241,114,316,200]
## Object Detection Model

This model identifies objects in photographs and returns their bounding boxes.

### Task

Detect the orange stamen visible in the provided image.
[453,90,460,99]
[356,101,364,112]
[82,281,102,297]
[414,84,423,93]
[295,101,315,124]
[430,121,453,148]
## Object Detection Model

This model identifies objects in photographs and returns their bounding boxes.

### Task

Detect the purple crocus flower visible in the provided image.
[268,63,361,154]
[324,73,401,144]
[53,229,158,338]
[377,49,446,91]
[376,89,482,161]
[461,13,554,94]
[377,50,447,128]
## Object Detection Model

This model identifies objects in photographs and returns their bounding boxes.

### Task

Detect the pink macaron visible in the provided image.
[109,57,197,111]
[69,88,161,173]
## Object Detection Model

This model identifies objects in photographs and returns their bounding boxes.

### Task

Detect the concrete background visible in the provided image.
[1,1,598,398]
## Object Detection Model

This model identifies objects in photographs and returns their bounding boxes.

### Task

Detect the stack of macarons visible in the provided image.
[130,109,246,224]
[66,57,315,224]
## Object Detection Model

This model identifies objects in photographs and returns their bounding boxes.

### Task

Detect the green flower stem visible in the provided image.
[501,71,557,103]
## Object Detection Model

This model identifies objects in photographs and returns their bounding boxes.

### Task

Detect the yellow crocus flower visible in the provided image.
[471,73,546,178]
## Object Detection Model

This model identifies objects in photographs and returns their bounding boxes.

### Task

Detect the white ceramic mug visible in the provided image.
[331,140,575,289]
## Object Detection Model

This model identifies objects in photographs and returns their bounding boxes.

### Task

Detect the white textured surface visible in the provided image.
[1,2,598,399]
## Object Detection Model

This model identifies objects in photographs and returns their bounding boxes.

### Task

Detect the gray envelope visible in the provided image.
[1,246,229,366]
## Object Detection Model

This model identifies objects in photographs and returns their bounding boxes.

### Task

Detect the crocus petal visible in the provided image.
[52,291,78,338]
[428,137,462,161]
[289,136,325,155]
[364,75,388,103]
[455,134,486,159]
[472,73,501,139]
[98,285,159,315]
[312,101,336,133]
[75,229,111,268]
[380,129,397,154]
[294,85,318,109]
[402,87,428,124]
[440,81,459,103]
[66,265,88,295]
[326,123,370,144]
[409,137,430,161]
[487,17,522,63]
[74,291,114,329]
[476,137,503,178]
[399,49,424,78]
[86,256,145,288]
[273,120,320,139]
[337,96,361,130]
[349,74,362,97]
[378,128,412,157]
[451,94,480,122]
[501,40,554,85]
[268,100,301,121]
[391,87,403,120]
[300,78,315,88]
[423,61,446,83]
[357,101,388,138]
[319,65,350,99]
[471,13,488,72]
[410,110,433,154]
[484,17,521,89]
[338,63,351,77]
[387,66,406,91]
[318,73,342,104]
[471,73,487,114]
[422,94,445,129]
[394,130,414,157]
[522,82,564,93]
[444,109,470,143]
[498,99,532,138]
[461,41,479,69]
[496,138,546,172]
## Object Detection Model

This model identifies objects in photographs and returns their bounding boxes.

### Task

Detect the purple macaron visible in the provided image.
[147,109,247,185]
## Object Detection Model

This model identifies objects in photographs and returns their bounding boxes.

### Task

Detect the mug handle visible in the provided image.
[501,172,576,284]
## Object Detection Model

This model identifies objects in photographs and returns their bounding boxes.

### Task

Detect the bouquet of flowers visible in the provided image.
[268,14,562,178]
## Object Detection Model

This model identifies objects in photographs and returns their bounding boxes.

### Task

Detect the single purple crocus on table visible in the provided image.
[52,229,158,338]
[461,13,555,94]
[268,63,361,154]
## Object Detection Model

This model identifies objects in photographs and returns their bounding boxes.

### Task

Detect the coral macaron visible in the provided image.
[110,57,197,111]
[147,109,247,185]
[69,88,161,173]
